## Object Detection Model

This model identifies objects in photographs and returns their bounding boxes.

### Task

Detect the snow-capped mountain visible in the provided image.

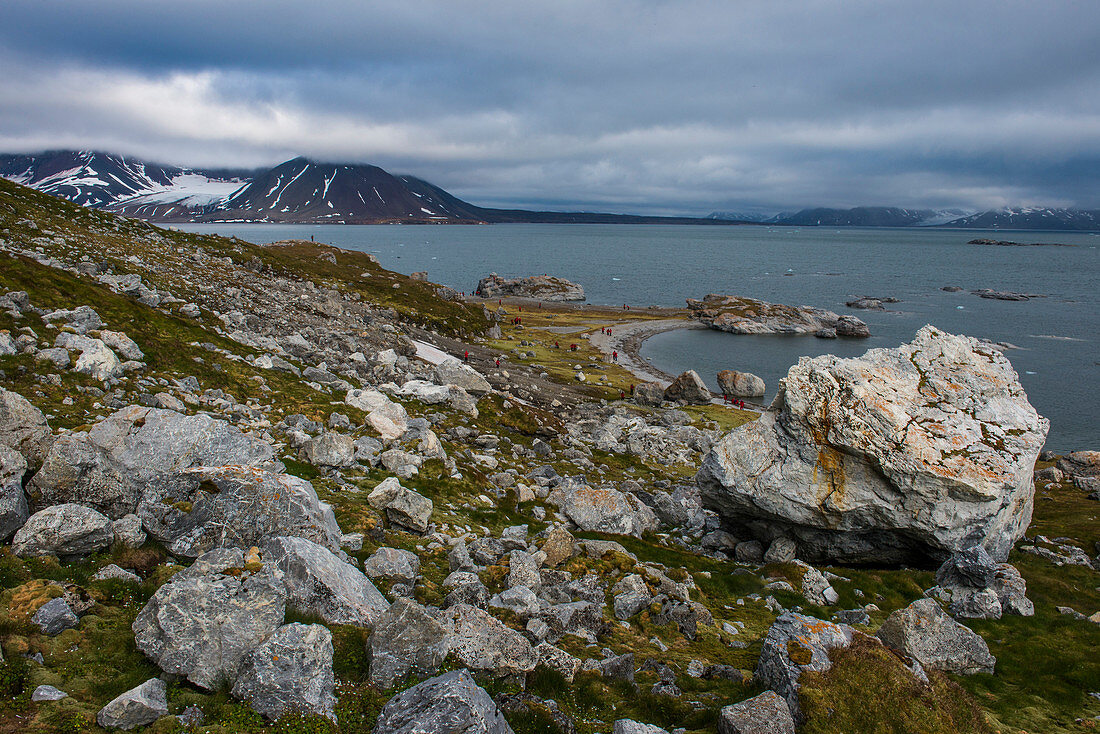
[941,207,1100,230]
[0,150,251,217]
[211,157,475,223]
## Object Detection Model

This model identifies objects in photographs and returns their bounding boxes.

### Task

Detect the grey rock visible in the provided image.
[177,705,205,728]
[33,406,275,518]
[507,550,541,590]
[32,597,79,635]
[876,598,995,675]
[755,612,855,721]
[98,331,144,361]
[0,387,53,467]
[735,540,764,563]
[365,547,421,585]
[372,669,514,734]
[698,326,1049,565]
[43,305,103,333]
[717,370,766,398]
[936,546,998,589]
[547,478,658,538]
[53,332,123,381]
[443,603,537,676]
[367,477,433,534]
[434,358,492,396]
[595,652,635,682]
[96,678,167,731]
[32,684,68,702]
[633,382,665,407]
[475,272,585,302]
[797,562,839,606]
[139,466,342,558]
[448,538,478,572]
[613,720,669,734]
[612,574,652,620]
[717,690,795,734]
[263,536,389,626]
[445,581,490,609]
[368,597,449,689]
[300,433,356,468]
[132,551,286,690]
[13,503,113,557]
[538,601,604,643]
[231,623,336,722]
[663,370,710,404]
[932,548,1033,619]
[111,514,146,548]
[0,444,29,540]
[489,586,542,617]
[93,564,141,584]
[835,315,870,337]
[535,642,581,682]
[763,537,797,564]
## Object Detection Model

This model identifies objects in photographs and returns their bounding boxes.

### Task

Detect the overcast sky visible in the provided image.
[1,0,1098,215]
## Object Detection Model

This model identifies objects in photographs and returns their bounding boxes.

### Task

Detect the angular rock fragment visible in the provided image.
[547,478,658,538]
[96,678,167,731]
[755,612,855,720]
[13,503,113,557]
[232,623,336,722]
[368,598,448,689]
[717,690,795,734]
[372,669,514,734]
[876,598,995,675]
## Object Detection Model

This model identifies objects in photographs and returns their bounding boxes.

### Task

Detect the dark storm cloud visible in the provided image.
[1,0,1098,212]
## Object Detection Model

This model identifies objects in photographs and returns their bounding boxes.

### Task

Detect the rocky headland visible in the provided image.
[475,273,586,302]
[686,294,870,338]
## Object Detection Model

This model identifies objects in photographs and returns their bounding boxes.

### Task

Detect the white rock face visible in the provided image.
[346,389,409,441]
[697,326,1049,564]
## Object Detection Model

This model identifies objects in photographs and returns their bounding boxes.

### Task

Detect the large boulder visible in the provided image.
[368,598,449,689]
[717,370,765,398]
[372,669,514,734]
[54,333,123,381]
[138,466,342,557]
[876,598,996,675]
[346,389,410,441]
[262,536,389,627]
[697,326,1048,565]
[755,612,855,721]
[300,433,355,468]
[12,504,113,557]
[663,370,710,404]
[717,690,795,734]
[475,273,585,302]
[442,604,537,677]
[0,387,53,467]
[547,478,658,538]
[367,477,433,534]
[0,445,29,540]
[31,406,275,519]
[132,549,286,690]
[96,678,167,731]
[434,358,492,396]
[231,623,336,722]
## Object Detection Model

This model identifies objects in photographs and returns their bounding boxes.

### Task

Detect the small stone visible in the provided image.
[96,678,168,731]
[32,597,79,635]
[32,685,68,702]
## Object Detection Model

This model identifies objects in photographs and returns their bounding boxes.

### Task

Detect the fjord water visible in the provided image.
[175,223,1098,451]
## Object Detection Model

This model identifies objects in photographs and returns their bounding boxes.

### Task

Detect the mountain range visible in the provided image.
[3,150,1098,230]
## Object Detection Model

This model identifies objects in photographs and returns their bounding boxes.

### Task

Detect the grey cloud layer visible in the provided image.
[1,0,1098,212]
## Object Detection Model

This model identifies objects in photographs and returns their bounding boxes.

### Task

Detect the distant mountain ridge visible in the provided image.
[3,150,1098,229]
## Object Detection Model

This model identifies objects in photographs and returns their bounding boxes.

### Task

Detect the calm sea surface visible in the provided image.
[173,223,1099,452]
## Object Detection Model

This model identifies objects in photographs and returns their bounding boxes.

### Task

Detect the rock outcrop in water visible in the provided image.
[687,294,869,337]
[475,273,585,302]
[696,325,1048,565]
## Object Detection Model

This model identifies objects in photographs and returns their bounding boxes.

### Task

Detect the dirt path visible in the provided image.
[586,318,706,387]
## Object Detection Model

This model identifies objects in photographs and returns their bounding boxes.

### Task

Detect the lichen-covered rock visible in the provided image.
[547,478,658,538]
[262,536,389,627]
[613,720,669,734]
[697,326,1048,565]
[612,574,652,620]
[876,598,996,675]
[372,669,514,734]
[717,690,795,734]
[535,642,581,682]
[54,332,124,381]
[663,370,710,404]
[231,623,336,722]
[32,406,275,519]
[368,598,448,689]
[132,551,286,690]
[96,678,167,731]
[111,514,146,548]
[300,432,355,468]
[13,504,113,557]
[442,604,537,676]
[365,547,421,585]
[540,526,577,567]
[0,444,29,540]
[717,370,765,398]
[346,389,410,441]
[434,358,492,396]
[139,466,341,557]
[755,612,855,721]
[366,477,433,534]
[930,546,1033,619]
[0,387,53,467]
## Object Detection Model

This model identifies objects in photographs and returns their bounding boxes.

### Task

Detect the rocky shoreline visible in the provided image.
[0,176,1097,734]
